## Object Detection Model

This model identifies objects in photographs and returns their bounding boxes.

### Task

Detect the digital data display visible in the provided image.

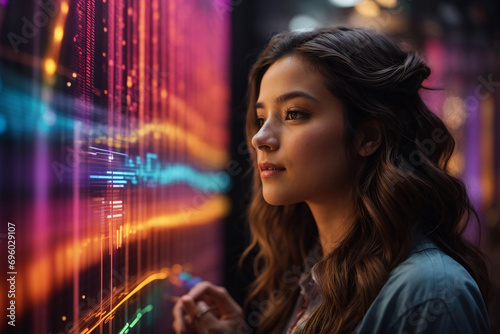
[0,0,232,333]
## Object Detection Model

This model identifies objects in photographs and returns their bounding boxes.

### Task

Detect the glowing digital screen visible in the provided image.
[0,0,231,333]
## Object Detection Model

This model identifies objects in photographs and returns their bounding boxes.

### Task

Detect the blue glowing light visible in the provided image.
[90,153,231,193]
[0,114,6,134]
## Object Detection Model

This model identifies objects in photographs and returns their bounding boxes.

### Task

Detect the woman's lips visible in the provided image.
[259,162,286,178]
[260,168,286,178]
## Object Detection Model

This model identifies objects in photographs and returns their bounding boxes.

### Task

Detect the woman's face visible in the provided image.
[251,56,356,206]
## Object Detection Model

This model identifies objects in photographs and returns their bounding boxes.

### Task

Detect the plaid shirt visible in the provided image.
[282,245,323,334]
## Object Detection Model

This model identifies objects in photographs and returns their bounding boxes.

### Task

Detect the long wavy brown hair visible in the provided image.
[238,27,491,333]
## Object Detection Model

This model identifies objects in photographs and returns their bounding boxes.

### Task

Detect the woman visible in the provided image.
[172,26,491,334]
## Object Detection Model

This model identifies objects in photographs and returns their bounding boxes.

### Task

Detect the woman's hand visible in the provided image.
[172,281,249,334]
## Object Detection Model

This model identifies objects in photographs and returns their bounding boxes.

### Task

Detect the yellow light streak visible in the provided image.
[96,122,229,169]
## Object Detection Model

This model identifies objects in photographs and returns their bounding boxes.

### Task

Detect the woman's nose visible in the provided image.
[251,121,280,152]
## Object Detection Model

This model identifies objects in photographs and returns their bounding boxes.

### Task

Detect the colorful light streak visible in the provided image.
[0,77,229,168]
[22,195,229,311]
[77,270,167,334]
[72,267,205,334]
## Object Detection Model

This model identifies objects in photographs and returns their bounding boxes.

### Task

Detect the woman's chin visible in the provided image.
[262,193,299,206]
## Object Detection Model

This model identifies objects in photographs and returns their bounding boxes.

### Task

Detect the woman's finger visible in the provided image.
[181,296,220,332]
[185,281,242,315]
[172,298,187,333]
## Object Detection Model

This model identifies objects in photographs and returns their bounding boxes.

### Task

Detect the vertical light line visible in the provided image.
[116,0,124,145]
[107,0,115,325]
[107,0,115,126]
[480,95,494,208]
[159,0,169,277]
[34,99,49,334]
[168,0,176,264]
[464,86,481,243]
[137,0,146,279]
[124,0,132,300]
[495,87,500,207]
[73,120,81,332]
[151,0,159,274]
[32,0,44,330]
[100,234,104,334]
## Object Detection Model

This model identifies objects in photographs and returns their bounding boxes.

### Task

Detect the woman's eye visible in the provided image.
[285,110,306,121]
[256,118,265,128]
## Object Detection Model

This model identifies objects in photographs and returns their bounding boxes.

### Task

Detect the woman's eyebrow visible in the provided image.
[255,91,320,109]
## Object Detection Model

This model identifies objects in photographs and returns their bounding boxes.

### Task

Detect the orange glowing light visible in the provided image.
[61,2,69,14]
[54,26,64,42]
[481,96,494,206]
[44,58,57,76]
[355,0,380,17]
[375,0,397,7]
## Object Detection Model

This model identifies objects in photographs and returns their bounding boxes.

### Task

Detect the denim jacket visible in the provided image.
[282,235,490,334]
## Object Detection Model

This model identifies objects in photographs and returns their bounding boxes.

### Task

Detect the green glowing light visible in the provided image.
[118,304,154,334]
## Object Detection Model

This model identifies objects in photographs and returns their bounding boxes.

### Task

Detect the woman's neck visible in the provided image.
[306,195,355,256]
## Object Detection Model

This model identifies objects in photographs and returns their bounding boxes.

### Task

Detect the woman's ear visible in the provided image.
[357,121,382,157]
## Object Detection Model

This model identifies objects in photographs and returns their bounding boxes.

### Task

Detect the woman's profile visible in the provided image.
[172,26,492,334]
